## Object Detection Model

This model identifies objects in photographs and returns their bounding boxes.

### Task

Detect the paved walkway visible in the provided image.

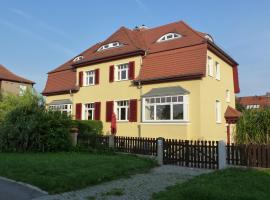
[0,177,46,200]
[33,165,212,200]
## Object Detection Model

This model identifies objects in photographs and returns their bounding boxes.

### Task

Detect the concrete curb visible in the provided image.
[0,176,48,195]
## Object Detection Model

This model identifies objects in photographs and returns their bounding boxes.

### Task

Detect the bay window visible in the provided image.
[143,95,188,122]
[49,104,72,115]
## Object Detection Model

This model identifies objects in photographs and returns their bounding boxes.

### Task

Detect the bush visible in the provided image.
[73,120,103,136]
[0,91,73,152]
[235,107,270,144]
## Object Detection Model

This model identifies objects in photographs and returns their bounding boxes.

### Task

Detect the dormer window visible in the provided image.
[157,33,181,42]
[73,56,84,63]
[97,42,121,51]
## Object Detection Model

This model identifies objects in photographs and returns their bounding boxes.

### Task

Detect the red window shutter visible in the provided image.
[75,103,82,120]
[106,101,114,122]
[94,102,101,120]
[128,61,135,80]
[109,65,114,82]
[95,69,99,85]
[129,99,137,122]
[79,72,84,87]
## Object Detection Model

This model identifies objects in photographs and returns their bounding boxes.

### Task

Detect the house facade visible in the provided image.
[43,21,240,142]
[0,64,34,96]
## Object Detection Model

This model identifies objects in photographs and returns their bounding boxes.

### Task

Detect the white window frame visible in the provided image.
[85,70,95,86]
[116,63,129,81]
[215,61,220,80]
[49,104,72,115]
[142,95,189,123]
[97,42,121,51]
[226,90,230,103]
[84,103,95,120]
[215,100,221,123]
[115,100,129,121]
[73,55,84,62]
[19,85,27,96]
[157,33,181,42]
[207,56,213,77]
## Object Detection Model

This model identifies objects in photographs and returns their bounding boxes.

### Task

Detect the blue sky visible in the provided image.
[0,0,269,96]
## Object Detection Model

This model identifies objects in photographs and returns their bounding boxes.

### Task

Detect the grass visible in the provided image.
[0,152,156,194]
[152,168,270,200]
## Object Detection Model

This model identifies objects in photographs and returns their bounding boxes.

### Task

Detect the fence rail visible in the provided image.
[114,136,157,156]
[227,143,270,168]
[163,139,219,169]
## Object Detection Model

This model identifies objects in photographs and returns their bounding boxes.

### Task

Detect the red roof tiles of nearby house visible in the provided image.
[0,64,34,84]
[43,20,239,95]
[237,95,270,107]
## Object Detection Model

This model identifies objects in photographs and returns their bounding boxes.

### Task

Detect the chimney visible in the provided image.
[266,92,270,97]
[134,24,149,31]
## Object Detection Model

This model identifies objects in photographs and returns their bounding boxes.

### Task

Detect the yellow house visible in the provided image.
[43,21,240,142]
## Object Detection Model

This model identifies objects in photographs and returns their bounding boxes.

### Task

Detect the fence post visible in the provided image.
[218,140,227,169]
[157,137,164,165]
[109,135,115,148]
[70,128,79,146]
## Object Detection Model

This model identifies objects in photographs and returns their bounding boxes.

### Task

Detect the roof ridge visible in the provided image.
[180,20,206,41]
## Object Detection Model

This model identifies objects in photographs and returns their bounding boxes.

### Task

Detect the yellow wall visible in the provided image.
[45,50,236,141]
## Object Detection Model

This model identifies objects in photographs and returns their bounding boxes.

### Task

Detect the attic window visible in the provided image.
[97,42,121,51]
[73,56,84,62]
[157,33,181,42]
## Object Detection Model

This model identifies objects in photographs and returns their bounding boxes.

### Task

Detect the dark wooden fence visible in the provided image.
[114,136,157,156]
[77,135,109,149]
[163,139,219,169]
[227,143,270,168]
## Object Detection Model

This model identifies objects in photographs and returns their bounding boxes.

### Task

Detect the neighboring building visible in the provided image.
[237,93,270,109]
[43,20,240,142]
[0,64,34,96]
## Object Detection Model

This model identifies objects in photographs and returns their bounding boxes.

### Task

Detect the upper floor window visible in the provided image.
[73,55,84,63]
[85,70,95,86]
[207,56,213,77]
[116,100,129,121]
[84,103,95,120]
[49,104,72,115]
[97,42,121,51]
[226,90,230,103]
[143,95,188,122]
[215,100,221,123]
[215,62,220,80]
[19,85,27,96]
[157,33,181,42]
[116,63,129,81]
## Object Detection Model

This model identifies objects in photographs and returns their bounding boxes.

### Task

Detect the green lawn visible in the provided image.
[152,168,270,200]
[0,152,156,194]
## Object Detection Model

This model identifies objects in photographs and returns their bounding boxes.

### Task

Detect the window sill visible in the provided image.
[140,121,190,125]
[83,84,95,87]
[117,120,129,123]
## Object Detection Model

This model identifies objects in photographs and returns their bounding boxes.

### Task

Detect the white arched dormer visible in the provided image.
[157,33,181,42]
[97,42,122,51]
[73,55,84,63]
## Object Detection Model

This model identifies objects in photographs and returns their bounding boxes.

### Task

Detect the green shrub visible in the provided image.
[73,120,103,136]
[0,91,72,152]
[235,107,270,144]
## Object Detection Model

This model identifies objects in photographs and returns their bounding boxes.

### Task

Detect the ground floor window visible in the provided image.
[143,95,188,122]
[115,100,129,121]
[49,104,72,115]
[84,103,95,120]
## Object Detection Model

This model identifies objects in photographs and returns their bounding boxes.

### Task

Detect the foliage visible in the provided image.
[0,152,156,194]
[235,108,270,144]
[152,168,270,200]
[235,101,245,112]
[73,120,103,135]
[0,91,72,152]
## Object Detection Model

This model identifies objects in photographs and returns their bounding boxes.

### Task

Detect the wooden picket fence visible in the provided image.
[114,136,157,156]
[163,139,219,169]
[77,135,109,149]
[227,143,270,168]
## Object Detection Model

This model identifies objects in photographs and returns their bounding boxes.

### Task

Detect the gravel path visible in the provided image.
[33,165,212,200]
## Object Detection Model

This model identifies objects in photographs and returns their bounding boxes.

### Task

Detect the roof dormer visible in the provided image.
[97,42,122,51]
[157,32,181,43]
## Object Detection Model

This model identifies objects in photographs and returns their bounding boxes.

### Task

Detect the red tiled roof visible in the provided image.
[224,106,242,119]
[43,20,239,95]
[237,95,270,107]
[0,64,34,84]
[42,70,78,95]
